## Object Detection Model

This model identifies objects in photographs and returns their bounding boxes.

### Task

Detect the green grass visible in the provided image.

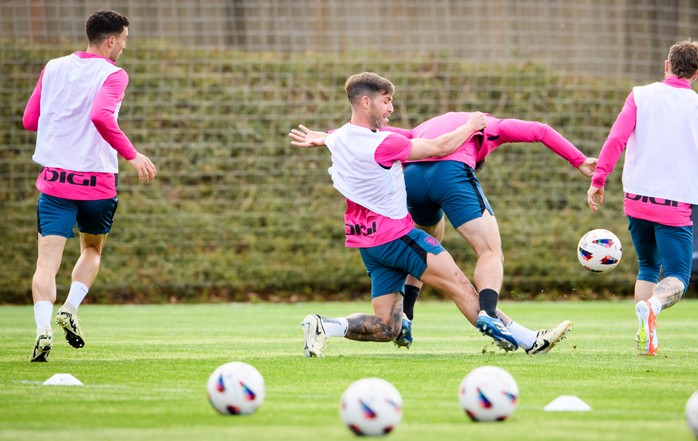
[1,301,697,441]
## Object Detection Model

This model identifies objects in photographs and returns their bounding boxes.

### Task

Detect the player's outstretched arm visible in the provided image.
[494,118,595,172]
[289,125,327,148]
[128,153,157,184]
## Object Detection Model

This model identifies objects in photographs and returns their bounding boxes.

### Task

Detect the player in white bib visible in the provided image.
[290,72,528,357]
[587,40,698,356]
[23,10,157,362]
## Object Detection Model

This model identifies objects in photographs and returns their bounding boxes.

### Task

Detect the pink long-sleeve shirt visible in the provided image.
[385,112,587,169]
[592,76,693,226]
[23,52,137,199]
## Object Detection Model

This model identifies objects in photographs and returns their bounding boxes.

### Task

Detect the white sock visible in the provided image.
[320,317,348,338]
[506,320,538,350]
[65,281,89,310]
[648,297,662,315]
[34,301,53,335]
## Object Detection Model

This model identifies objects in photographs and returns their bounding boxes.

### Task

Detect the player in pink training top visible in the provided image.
[288,72,523,357]
[23,10,157,362]
[587,40,698,356]
[388,112,597,354]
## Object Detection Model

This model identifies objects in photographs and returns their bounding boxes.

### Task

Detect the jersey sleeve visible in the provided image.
[491,117,586,167]
[374,132,412,167]
[89,69,138,160]
[591,91,637,188]
[22,68,45,132]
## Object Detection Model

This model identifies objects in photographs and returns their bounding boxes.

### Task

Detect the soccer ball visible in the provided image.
[207,362,265,415]
[339,378,403,436]
[577,228,622,272]
[686,390,698,437]
[458,366,518,422]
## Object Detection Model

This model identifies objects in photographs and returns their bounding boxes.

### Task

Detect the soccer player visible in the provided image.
[23,10,157,362]
[289,72,518,357]
[388,112,597,353]
[587,40,698,356]
[293,113,593,355]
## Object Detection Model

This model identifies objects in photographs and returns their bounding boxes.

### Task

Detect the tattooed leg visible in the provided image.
[652,276,685,310]
[344,294,403,342]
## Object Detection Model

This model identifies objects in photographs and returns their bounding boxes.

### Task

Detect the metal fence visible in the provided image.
[1,0,696,301]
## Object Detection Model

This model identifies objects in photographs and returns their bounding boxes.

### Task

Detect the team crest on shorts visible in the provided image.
[424,235,439,247]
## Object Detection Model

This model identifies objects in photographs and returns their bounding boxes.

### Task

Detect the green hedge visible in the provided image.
[1,43,692,303]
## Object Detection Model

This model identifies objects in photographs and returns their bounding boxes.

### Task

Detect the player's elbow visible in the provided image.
[529,122,550,140]
[431,140,455,158]
[90,109,110,133]
[429,147,448,159]
[22,119,37,131]
[22,113,38,131]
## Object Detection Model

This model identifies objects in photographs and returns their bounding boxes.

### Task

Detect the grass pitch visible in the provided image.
[0,300,696,441]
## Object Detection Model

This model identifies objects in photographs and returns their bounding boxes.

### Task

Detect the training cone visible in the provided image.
[544,395,591,411]
[43,373,83,386]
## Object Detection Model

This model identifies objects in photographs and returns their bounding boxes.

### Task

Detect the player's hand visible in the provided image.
[289,125,327,148]
[466,111,487,132]
[577,157,598,177]
[128,153,157,184]
[587,185,604,212]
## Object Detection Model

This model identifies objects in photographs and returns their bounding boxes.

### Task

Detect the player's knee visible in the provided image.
[34,259,61,277]
[81,245,103,262]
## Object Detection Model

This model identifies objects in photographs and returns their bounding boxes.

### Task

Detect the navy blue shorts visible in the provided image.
[404,161,493,228]
[359,229,445,298]
[37,193,119,239]
[627,216,693,290]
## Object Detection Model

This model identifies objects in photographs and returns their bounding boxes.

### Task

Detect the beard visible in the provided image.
[369,115,388,129]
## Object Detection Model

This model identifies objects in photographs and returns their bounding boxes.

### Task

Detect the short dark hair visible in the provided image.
[668,40,698,79]
[85,10,129,44]
[344,72,395,104]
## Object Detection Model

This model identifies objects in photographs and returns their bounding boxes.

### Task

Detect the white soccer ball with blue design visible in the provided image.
[686,390,698,438]
[458,366,518,422]
[207,361,265,415]
[339,377,403,436]
[577,228,622,272]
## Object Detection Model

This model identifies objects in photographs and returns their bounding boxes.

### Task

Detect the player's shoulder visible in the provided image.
[379,131,411,153]
[45,53,74,68]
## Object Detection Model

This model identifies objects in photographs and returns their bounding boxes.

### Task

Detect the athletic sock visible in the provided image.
[34,301,53,335]
[65,281,89,310]
[648,297,662,316]
[506,320,537,350]
[320,316,348,338]
[403,285,420,321]
[478,288,499,318]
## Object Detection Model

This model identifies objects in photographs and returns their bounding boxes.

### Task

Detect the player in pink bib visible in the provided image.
[385,112,596,353]
[23,10,156,362]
